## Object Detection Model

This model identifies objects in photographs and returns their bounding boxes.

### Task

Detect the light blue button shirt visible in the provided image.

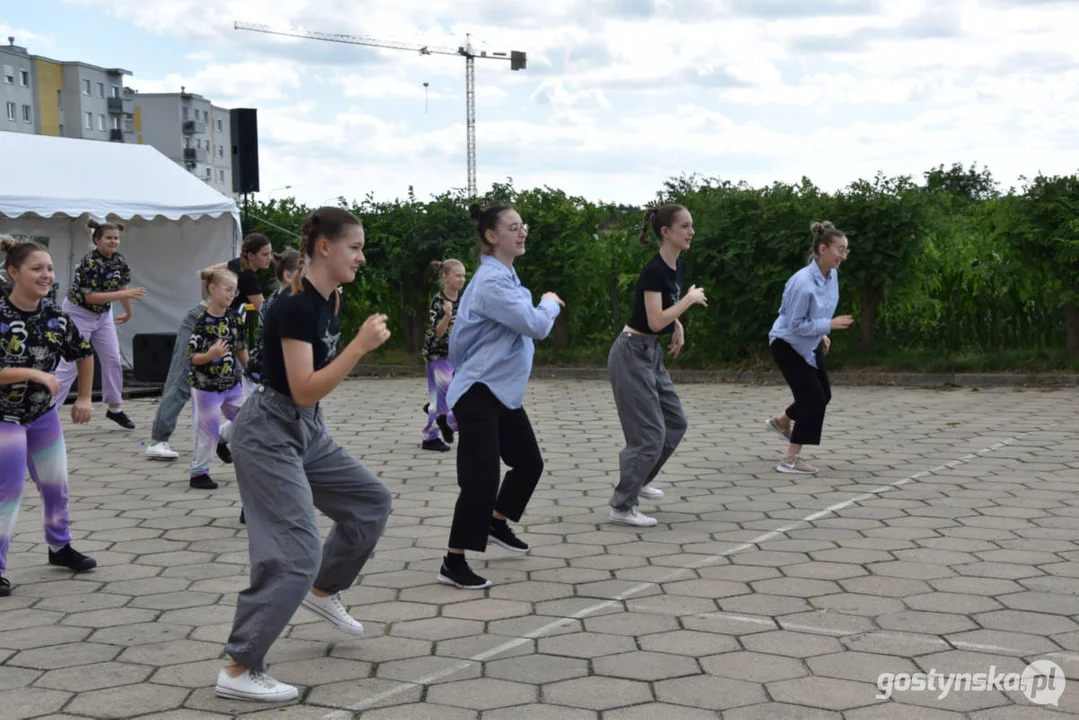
[447,255,561,410]
[768,261,839,369]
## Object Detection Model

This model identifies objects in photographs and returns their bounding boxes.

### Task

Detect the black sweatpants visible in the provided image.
[770,339,831,446]
[448,383,544,552]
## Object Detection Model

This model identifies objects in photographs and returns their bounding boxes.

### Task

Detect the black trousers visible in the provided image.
[770,339,831,446]
[448,383,544,552]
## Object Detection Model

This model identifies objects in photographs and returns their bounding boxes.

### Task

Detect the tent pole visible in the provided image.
[242,193,250,235]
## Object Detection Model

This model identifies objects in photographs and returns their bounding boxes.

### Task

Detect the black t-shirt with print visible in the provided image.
[0,295,93,424]
[261,278,340,399]
[226,257,263,312]
[245,285,292,381]
[421,290,459,362]
[625,254,684,336]
[187,307,246,392]
[68,249,131,314]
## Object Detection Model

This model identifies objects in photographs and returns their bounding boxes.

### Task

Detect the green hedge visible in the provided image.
[244,164,1079,370]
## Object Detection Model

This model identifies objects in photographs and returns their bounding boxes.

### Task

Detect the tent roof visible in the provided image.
[0,133,240,222]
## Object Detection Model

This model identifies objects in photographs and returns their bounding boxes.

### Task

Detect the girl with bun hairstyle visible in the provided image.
[216,207,392,704]
[437,203,564,591]
[186,268,248,490]
[607,204,707,528]
[765,221,853,475]
[0,238,97,599]
[420,258,465,452]
[55,220,146,430]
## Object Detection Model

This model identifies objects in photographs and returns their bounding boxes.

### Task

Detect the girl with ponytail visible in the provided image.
[420,258,465,452]
[764,221,853,475]
[606,204,707,528]
[55,219,147,430]
[216,207,392,704]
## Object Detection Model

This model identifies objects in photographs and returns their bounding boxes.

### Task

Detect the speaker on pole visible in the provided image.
[231,108,260,195]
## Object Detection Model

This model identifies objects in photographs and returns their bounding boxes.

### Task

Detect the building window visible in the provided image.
[96,82,104,98]
[219,169,225,183]
[205,168,211,179]
[112,115,120,130]
[22,105,31,123]
[5,102,15,121]
[217,118,223,131]
[3,65,13,84]
[218,145,224,158]
[19,70,29,87]
[84,111,92,129]
[111,85,120,98]
[83,79,91,95]
[182,106,189,120]
[98,114,105,131]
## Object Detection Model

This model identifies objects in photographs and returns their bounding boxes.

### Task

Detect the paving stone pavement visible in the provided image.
[2,378,1078,719]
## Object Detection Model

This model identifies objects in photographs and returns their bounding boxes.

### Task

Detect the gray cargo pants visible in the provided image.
[150,305,203,443]
[223,385,392,672]
[608,331,687,511]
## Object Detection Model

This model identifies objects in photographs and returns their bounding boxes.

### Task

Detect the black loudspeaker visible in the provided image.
[132,333,176,383]
[231,108,259,194]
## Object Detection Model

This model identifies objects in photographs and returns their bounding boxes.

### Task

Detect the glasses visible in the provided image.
[503,222,529,234]
[835,246,849,257]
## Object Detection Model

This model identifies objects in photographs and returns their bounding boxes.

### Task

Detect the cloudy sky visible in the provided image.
[4,0,1078,206]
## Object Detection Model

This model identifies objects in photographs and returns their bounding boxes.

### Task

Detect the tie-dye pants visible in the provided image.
[422,357,458,442]
[191,384,244,479]
[0,409,71,573]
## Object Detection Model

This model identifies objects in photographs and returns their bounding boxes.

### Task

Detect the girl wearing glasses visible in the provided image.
[765,221,853,475]
[437,203,564,590]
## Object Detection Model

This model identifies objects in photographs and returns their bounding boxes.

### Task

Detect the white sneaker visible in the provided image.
[638,485,664,501]
[609,507,658,527]
[777,456,818,475]
[301,591,365,636]
[215,668,298,702]
[146,441,179,460]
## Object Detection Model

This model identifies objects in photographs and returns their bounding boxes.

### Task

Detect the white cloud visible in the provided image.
[37,0,1079,205]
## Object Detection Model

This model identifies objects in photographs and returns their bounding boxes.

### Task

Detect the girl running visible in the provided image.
[420,258,465,452]
[608,204,707,528]
[765,221,853,475]
[56,220,147,430]
[216,207,392,703]
[437,204,564,591]
[0,238,97,598]
[187,268,248,490]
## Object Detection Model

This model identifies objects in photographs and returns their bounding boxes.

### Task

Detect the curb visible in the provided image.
[349,365,1079,388]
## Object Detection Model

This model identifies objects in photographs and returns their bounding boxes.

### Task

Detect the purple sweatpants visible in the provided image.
[423,357,458,441]
[0,409,71,573]
[191,384,244,478]
[55,299,124,408]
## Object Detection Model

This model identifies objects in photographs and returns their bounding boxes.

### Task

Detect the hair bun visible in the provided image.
[0,236,20,252]
[468,203,483,222]
[87,219,101,230]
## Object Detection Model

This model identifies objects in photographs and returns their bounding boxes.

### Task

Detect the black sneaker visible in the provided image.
[489,519,530,553]
[422,402,430,415]
[239,508,246,525]
[190,474,219,490]
[48,544,97,572]
[216,442,233,464]
[421,439,451,452]
[437,556,491,589]
[0,575,12,597]
[436,414,455,444]
[105,409,135,430]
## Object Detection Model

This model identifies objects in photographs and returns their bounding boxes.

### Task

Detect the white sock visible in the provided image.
[220,420,233,445]
[49,543,66,552]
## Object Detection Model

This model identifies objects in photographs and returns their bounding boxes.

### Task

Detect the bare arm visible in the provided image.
[74,357,93,402]
[643,291,699,333]
[0,368,50,385]
[283,315,390,407]
[83,288,138,304]
[247,294,264,311]
[434,310,452,339]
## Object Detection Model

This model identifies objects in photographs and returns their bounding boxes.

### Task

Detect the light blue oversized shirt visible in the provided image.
[768,261,839,369]
[447,255,562,410]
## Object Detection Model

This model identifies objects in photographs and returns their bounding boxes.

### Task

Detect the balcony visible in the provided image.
[182,120,206,135]
[183,147,209,166]
[107,96,133,114]
[109,129,124,142]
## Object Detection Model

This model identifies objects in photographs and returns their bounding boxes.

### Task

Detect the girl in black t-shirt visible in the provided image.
[186,268,248,491]
[607,204,707,529]
[242,248,300,399]
[216,208,392,704]
[0,238,98,599]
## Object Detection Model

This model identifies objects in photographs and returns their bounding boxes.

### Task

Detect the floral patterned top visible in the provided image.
[68,249,131,314]
[422,290,459,362]
[187,307,246,392]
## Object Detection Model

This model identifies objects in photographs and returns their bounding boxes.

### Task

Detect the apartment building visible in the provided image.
[1,37,134,142]
[128,89,233,194]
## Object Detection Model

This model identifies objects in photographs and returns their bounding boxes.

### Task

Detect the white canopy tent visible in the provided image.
[0,133,241,368]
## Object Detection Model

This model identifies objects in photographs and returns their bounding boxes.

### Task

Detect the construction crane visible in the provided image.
[235,22,526,197]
